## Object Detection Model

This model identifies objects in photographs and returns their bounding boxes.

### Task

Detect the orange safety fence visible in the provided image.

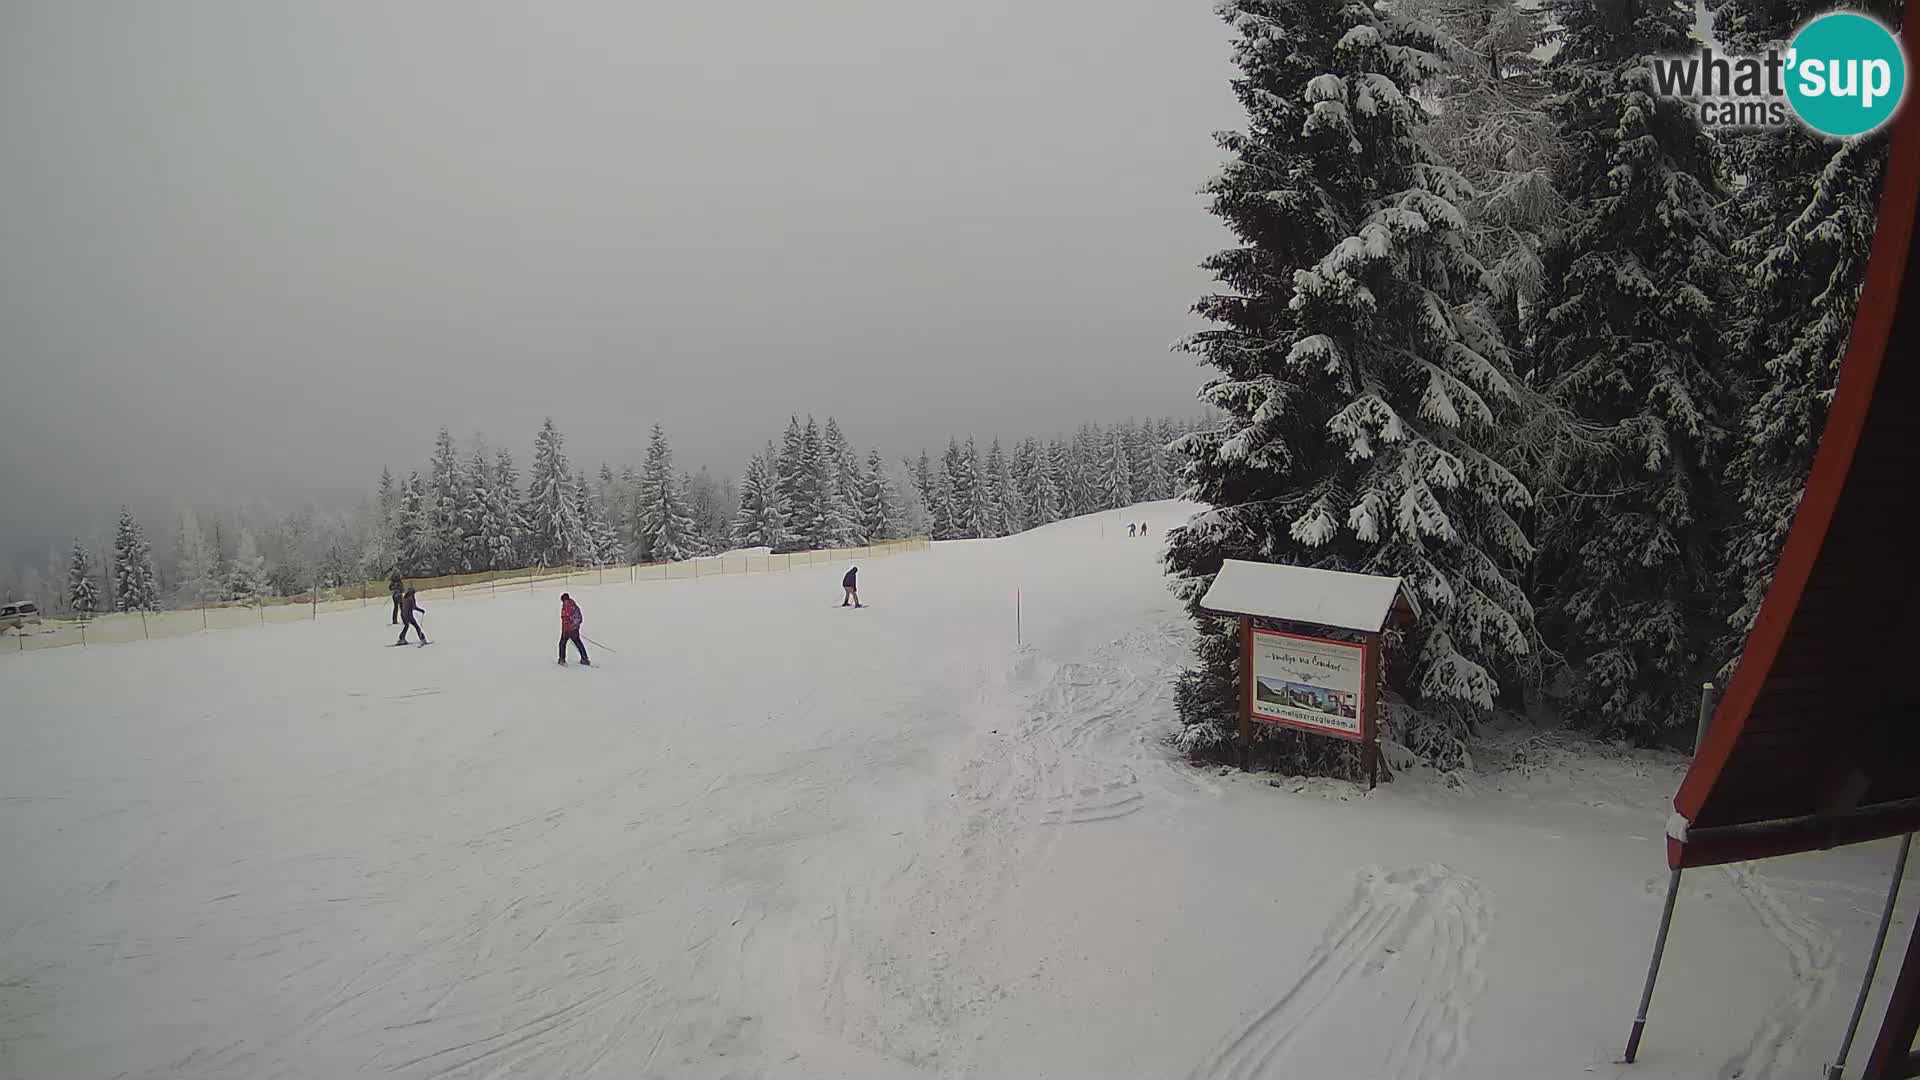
[3,537,929,655]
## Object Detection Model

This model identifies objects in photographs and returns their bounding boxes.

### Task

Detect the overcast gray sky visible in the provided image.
[0,1,1239,558]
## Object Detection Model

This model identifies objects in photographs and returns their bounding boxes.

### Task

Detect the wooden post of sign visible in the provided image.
[1366,637,1382,790]
[1239,616,1254,772]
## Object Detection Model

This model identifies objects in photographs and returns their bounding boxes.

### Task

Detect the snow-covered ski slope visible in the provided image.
[3,501,1916,1079]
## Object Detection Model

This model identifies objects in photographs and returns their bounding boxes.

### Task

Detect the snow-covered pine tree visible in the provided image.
[821,418,864,544]
[684,469,730,553]
[1120,421,1148,498]
[568,470,595,566]
[112,506,161,612]
[423,427,464,574]
[801,418,855,547]
[318,514,360,589]
[493,447,527,568]
[526,418,583,567]
[1713,0,1893,667]
[911,451,935,515]
[1037,441,1067,524]
[1398,0,1558,354]
[733,444,790,548]
[597,462,625,552]
[1105,427,1135,510]
[957,438,993,538]
[859,448,904,541]
[979,440,1010,537]
[206,518,230,587]
[820,418,863,545]
[719,475,739,539]
[1166,0,1536,772]
[1529,0,1736,742]
[228,529,272,602]
[460,447,496,571]
[597,463,618,509]
[1010,439,1038,529]
[932,440,963,539]
[66,539,100,616]
[992,440,1025,535]
[268,508,319,597]
[842,454,874,545]
[634,424,700,562]
[377,467,399,553]
[1138,420,1172,501]
[394,472,431,573]
[775,416,809,536]
[1079,425,1110,513]
[941,438,973,539]
[1061,429,1086,515]
[170,511,220,608]
[1084,425,1108,512]
[575,468,622,566]
[1153,418,1182,499]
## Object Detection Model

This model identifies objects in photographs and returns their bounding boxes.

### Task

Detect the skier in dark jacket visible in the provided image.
[558,593,589,665]
[841,567,862,608]
[388,569,405,624]
[395,588,427,645]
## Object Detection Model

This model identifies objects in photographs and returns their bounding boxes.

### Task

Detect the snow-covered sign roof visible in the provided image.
[1198,559,1414,633]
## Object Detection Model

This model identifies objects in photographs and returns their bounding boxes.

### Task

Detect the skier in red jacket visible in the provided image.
[558,593,589,666]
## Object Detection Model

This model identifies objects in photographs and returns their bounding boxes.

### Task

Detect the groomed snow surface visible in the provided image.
[3,501,1916,1079]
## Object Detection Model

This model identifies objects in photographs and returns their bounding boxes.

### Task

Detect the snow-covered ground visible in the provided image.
[3,501,1915,1079]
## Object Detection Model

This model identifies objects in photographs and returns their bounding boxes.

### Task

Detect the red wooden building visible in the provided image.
[1631,10,1920,1074]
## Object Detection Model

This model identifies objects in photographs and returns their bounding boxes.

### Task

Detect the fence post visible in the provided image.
[202,606,208,632]
[1693,682,1718,754]
[140,611,149,639]
[79,620,86,647]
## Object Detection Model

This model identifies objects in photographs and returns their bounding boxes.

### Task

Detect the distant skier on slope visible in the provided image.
[1128,522,1137,538]
[395,588,428,645]
[841,566,863,608]
[558,592,589,665]
[388,568,405,624]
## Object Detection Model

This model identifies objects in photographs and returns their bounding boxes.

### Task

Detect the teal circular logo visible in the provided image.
[1786,13,1907,137]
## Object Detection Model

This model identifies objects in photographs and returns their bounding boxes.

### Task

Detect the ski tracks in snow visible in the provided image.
[1025,621,1217,828]
[1717,862,1836,1080]
[1188,864,1492,1080]
[796,619,1201,1075]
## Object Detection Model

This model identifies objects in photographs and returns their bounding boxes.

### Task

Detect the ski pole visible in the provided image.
[583,634,616,653]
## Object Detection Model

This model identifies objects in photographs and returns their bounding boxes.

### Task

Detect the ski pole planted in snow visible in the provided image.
[583,634,615,653]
